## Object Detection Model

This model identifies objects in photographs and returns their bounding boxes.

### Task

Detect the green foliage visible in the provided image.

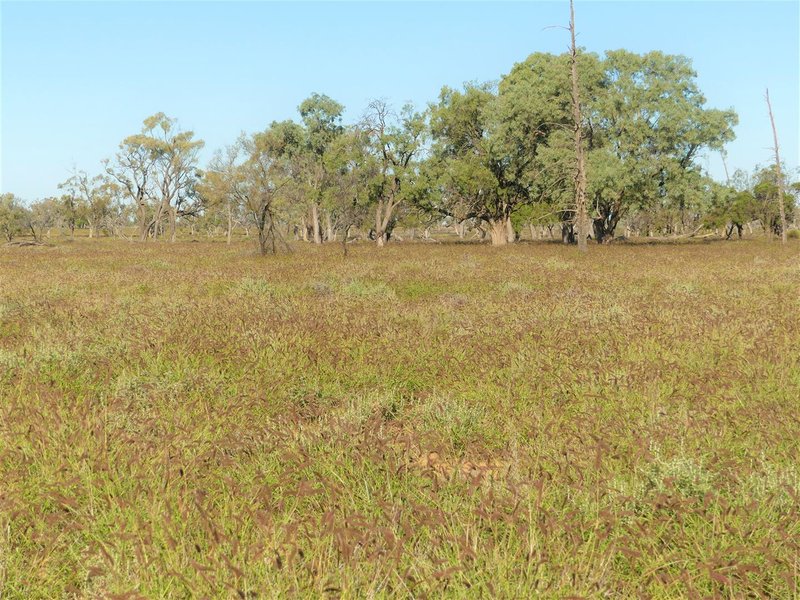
[422,49,740,244]
[38,47,767,246]
[0,193,29,241]
[360,100,427,243]
[586,50,737,240]
[298,93,345,157]
[106,113,204,241]
[752,165,796,236]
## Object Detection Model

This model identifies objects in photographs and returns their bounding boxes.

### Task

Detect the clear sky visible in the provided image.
[1,1,798,202]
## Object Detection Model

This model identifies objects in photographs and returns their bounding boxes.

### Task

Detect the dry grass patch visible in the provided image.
[0,238,798,597]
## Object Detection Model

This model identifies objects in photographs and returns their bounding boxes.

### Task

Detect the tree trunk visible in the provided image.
[226,203,233,244]
[169,206,178,242]
[593,218,608,243]
[505,216,516,243]
[374,199,395,247]
[341,223,352,257]
[325,211,334,242]
[137,195,148,241]
[489,219,508,246]
[592,203,621,243]
[311,204,322,244]
[561,223,575,244]
[300,217,309,242]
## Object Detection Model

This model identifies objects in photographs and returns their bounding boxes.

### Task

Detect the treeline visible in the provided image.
[2,50,798,250]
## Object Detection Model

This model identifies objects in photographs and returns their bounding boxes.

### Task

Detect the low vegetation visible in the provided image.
[1,238,798,597]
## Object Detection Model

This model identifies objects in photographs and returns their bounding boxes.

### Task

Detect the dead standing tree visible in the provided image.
[569,0,589,252]
[765,88,788,245]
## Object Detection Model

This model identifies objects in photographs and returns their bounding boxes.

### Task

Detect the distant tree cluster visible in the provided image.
[4,49,798,250]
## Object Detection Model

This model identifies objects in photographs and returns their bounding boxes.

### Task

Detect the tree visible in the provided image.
[297,93,345,244]
[0,194,29,242]
[323,127,377,252]
[499,51,603,244]
[28,197,65,240]
[752,166,795,238]
[199,145,248,244]
[362,100,426,246]
[426,54,583,247]
[705,184,756,239]
[106,132,156,240]
[569,0,589,252]
[588,50,737,241]
[55,178,82,239]
[247,121,305,254]
[765,89,788,244]
[428,83,526,246]
[205,123,305,255]
[107,113,204,241]
[60,170,120,238]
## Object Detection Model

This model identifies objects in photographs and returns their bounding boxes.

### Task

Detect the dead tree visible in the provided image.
[569,0,589,252]
[765,88,787,245]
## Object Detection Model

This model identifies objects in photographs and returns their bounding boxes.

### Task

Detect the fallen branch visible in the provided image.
[4,240,51,247]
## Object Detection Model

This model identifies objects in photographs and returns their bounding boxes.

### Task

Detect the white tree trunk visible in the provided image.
[489,219,508,246]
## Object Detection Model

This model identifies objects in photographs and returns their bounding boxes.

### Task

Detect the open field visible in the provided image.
[1,239,799,598]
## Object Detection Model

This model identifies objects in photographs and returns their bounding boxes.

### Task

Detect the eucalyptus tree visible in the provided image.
[29,197,66,239]
[427,61,576,246]
[323,127,377,249]
[59,170,121,238]
[249,121,305,253]
[206,122,303,255]
[751,166,796,238]
[55,177,83,238]
[499,51,605,243]
[105,133,155,240]
[199,144,248,244]
[588,50,737,242]
[361,100,426,246]
[107,113,204,241]
[0,193,28,242]
[704,183,756,239]
[427,83,517,246]
[297,93,345,243]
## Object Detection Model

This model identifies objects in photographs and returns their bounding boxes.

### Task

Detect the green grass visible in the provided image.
[1,238,799,598]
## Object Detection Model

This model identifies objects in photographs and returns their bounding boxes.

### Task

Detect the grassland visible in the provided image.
[1,238,799,598]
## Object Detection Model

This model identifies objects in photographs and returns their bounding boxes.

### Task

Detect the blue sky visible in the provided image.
[1,1,798,201]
